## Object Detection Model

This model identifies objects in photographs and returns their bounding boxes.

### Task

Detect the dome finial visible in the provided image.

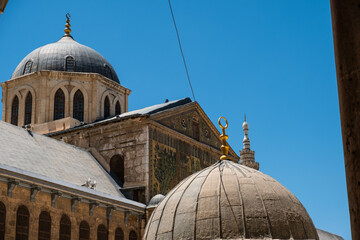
[64,13,72,38]
[218,116,230,160]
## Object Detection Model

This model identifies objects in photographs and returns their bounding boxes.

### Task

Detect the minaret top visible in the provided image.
[239,115,259,170]
[64,13,73,38]
[242,114,250,150]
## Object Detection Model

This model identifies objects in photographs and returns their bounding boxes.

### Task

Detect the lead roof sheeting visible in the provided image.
[0,121,124,198]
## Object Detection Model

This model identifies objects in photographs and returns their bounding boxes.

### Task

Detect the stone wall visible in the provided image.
[0,182,141,240]
[149,127,220,198]
[52,119,150,202]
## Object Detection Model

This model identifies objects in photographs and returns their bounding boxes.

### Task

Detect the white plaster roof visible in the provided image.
[119,98,192,117]
[48,98,193,136]
[317,229,344,240]
[0,121,124,199]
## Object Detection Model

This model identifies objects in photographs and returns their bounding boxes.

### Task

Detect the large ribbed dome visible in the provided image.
[11,35,120,83]
[144,160,318,240]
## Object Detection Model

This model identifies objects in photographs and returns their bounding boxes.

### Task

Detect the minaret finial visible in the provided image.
[64,13,72,38]
[218,117,230,160]
[239,116,259,170]
[242,115,250,150]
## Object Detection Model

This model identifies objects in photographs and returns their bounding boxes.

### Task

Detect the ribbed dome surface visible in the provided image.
[11,36,119,83]
[148,194,165,208]
[144,160,318,240]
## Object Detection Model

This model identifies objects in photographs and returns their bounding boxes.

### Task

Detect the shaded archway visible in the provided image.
[114,228,124,240]
[16,205,29,240]
[129,231,137,240]
[110,155,124,186]
[0,202,6,240]
[79,221,89,240]
[59,214,71,240]
[97,224,107,240]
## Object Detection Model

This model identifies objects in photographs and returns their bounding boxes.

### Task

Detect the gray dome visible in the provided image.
[11,36,120,83]
[148,194,165,208]
[144,160,318,240]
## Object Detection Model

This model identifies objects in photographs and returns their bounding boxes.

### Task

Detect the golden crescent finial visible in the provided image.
[218,116,230,160]
[218,116,228,130]
[64,13,72,37]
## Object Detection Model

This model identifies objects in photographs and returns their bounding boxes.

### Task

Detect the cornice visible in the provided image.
[3,71,131,95]
[0,163,145,215]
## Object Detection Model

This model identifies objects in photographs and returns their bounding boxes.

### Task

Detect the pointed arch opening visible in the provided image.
[24,92,32,125]
[11,96,19,126]
[104,96,110,118]
[0,202,6,240]
[73,90,84,122]
[110,154,124,187]
[59,215,71,240]
[54,89,65,120]
[115,228,124,240]
[129,231,137,240]
[97,224,107,240]
[79,221,89,240]
[38,211,51,240]
[16,205,29,240]
[115,101,121,115]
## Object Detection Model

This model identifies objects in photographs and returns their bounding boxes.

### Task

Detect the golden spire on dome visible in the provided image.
[218,116,230,160]
[64,13,72,37]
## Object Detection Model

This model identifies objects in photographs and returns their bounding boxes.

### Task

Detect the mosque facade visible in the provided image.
[0,15,343,240]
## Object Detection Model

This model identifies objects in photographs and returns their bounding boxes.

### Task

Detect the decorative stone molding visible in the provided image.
[106,206,115,220]
[71,197,81,212]
[89,201,99,216]
[30,186,41,202]
[7,179,19,197]
[51,191,62,207]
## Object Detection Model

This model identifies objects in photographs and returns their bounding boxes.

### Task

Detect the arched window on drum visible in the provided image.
[104,96,110,118]
[23,61,32,75]
[73,90,84,122]
[65,56,75,72]
[54,89,65,120]
[24,92,32,125]
[11,96,19,126]
[115,101,121,115]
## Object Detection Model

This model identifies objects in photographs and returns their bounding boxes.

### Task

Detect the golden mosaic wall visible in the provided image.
[149,128,219,197]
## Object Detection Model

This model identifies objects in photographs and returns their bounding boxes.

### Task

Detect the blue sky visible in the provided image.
[0,1,349,238]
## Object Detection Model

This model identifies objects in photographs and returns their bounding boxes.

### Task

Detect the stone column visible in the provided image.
[330,1,360,238]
